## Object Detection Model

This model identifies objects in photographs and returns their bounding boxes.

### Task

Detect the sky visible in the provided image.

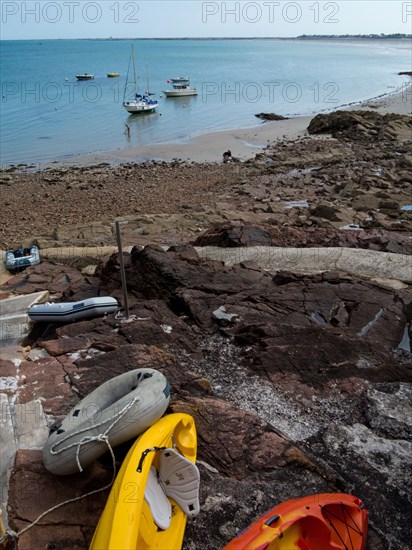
[1,1,411,40]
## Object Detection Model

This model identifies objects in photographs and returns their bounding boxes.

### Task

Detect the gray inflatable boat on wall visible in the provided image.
[43,368,171,475]
[5,245,40,271]
[28,296,118,322]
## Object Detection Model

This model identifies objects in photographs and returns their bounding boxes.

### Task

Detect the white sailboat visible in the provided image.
[123,44,158,114]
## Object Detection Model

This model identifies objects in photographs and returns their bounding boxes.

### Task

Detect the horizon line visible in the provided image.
[1,33,412,42]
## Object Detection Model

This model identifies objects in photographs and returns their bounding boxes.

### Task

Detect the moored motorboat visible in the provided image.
[224,493,368,550]
[76,73,95,80]
[107,72,120,77]
[5,245,40,271]
[28,296,118,322]
[90,412,200,550]
[163,77,198,97]
[43,368,171,475]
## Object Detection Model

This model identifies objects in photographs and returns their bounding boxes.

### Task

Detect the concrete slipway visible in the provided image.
[1,290,49,530]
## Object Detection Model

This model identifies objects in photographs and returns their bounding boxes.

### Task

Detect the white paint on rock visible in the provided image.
[324,423,412,494]
[196,246,412,284]
[367,383,412,425]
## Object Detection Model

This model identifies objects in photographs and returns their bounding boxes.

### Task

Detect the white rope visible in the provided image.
[50,396,140,472]
[4,396,140,542]
[115,312,151,324]
[11,436,117,539]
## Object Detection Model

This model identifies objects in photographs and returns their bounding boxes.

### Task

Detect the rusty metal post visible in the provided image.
[115,221,129,319]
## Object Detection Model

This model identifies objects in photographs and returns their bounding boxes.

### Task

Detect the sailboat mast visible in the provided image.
[145,64,150,95]
[132,43,137,94]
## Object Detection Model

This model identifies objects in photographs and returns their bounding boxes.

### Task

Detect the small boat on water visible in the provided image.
[124,93,158,113]
[107,72,120,78]
[28,296,118,322]
[90,412,200,550]
[76,73,95,80]
[43,368,171,475]
[224,493,368,550]
[5,245,40,271]
[163,77,198,97]
[123,44,158,114]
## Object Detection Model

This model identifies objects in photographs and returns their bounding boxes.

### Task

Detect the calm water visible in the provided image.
[0,38,410,165]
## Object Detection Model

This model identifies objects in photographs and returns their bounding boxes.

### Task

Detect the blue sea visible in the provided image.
[0,38,410,166]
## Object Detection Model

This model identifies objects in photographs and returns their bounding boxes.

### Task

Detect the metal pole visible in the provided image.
[115,221,129,319]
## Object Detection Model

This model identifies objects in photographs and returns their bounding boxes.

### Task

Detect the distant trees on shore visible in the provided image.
[297,34,412,40]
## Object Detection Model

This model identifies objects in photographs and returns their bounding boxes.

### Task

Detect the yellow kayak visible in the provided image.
[90,413,200,550]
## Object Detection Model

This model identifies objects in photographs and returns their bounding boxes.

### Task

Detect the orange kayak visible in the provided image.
[223,493,368,550]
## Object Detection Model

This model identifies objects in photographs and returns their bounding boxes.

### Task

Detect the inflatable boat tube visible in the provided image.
[43,368,170,475]
[28,296,118,322]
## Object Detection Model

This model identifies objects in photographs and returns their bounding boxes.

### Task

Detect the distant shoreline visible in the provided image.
[2,35,411,42]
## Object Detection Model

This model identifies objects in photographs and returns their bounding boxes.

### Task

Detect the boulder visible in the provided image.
[191,222,275,247]
[352,194,380,211]
[308,110,412,143]
[309,203,343,221]
[255,113,289,120]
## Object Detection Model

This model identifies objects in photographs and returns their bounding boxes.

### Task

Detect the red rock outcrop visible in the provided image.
[5,243,411,549]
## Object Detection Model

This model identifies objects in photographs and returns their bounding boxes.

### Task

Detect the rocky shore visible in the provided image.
[1,106,411,253]
[0,105,411,549]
